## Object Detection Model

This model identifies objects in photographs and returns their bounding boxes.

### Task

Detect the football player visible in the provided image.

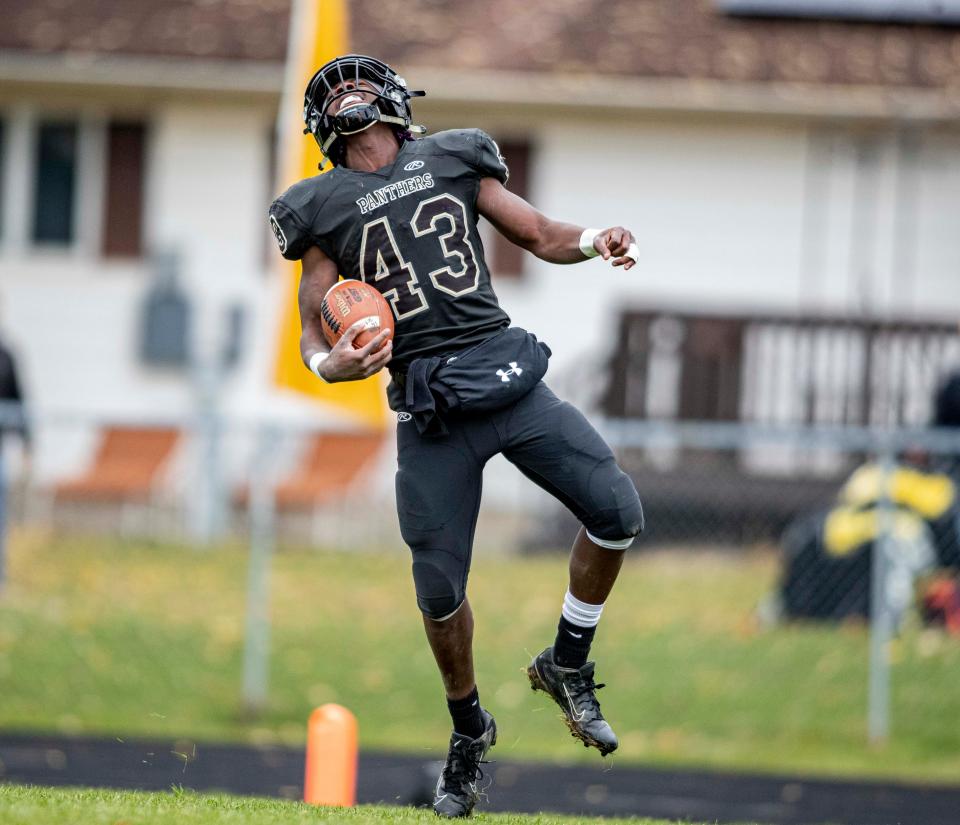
[270,55,644,818]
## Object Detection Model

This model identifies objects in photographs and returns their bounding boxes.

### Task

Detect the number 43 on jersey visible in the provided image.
[360,193,480,320]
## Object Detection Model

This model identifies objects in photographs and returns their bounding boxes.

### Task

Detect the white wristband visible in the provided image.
[579,227,601,259]
[624,241,640,265]
[309,351,330,383]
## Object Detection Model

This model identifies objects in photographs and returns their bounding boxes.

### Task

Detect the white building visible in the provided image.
[1,0,958,523]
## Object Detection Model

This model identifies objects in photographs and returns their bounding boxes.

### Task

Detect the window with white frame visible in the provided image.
[32,121,79,245]
[0,112,146,258]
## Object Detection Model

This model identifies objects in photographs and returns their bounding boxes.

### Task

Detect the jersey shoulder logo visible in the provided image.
[403,160,425,171]
[269,215,287,254]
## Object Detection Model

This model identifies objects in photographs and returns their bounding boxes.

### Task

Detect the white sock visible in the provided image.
[561,589,604,628]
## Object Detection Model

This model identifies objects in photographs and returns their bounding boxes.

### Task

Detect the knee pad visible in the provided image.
[584,466,644,548]
[411,552,465,620]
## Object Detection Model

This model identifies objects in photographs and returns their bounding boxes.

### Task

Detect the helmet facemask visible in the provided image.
[303,54,425,169]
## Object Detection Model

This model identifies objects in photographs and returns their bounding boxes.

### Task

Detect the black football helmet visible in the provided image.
[303,54,425,168]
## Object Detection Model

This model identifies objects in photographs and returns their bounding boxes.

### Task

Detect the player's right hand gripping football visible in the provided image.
[319,321,392,382]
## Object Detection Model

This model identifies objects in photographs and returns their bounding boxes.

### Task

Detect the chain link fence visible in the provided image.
[3,399,960,752]
[615,421,960,744]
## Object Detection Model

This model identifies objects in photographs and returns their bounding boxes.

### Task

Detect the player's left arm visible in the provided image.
[476,177,638,270]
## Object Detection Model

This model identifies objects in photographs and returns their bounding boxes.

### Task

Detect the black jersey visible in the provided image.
[269,129,511,373]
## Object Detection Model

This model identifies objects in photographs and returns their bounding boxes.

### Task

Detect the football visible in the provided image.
[320,279,394,349]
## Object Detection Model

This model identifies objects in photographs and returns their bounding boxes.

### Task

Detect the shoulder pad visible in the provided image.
[268,174,337,261]
[418,129,509,184]
[423,129,482,157]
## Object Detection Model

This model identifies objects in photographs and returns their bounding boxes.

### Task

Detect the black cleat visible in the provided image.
[527,647,619,756]
[433,709,497,818]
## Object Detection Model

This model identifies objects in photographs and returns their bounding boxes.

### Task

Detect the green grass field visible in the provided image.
[0,785,701,825]
[1,529,959,783]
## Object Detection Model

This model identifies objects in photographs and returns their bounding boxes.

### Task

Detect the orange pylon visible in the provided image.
[304,704,358,806]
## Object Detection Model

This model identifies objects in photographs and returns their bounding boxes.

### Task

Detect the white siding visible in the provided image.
[147,103,268,358]
[2,90,959,496]
[494,116,960,381]
[913,130,960,315]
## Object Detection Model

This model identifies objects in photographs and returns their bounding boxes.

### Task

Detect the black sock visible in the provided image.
[447,686,484,739]
[552,615,596,669]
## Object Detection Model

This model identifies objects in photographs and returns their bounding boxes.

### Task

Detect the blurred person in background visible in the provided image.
[270,55,643,817]
[0,325,31,592]
[921,369,960,630]
[772,368,960,630]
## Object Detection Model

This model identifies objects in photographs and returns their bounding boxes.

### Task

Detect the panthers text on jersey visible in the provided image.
[269,129,512,374]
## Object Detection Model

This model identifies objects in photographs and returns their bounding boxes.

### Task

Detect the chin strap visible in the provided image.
[314,111,426,170]
[307,82,428,169]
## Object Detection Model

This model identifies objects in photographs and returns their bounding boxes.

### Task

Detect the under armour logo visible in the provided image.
[496,362,522,383]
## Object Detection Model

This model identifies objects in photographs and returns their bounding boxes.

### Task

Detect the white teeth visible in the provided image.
[338,95,363,112]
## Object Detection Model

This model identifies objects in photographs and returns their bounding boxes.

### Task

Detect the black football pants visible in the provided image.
[395,382,643,619]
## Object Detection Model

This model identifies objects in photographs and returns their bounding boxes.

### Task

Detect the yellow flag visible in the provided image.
[272,0,387,430]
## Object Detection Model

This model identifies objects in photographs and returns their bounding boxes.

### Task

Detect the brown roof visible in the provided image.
[353,0,960,90]
[0,0,290,62]
[3,0,960,90]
